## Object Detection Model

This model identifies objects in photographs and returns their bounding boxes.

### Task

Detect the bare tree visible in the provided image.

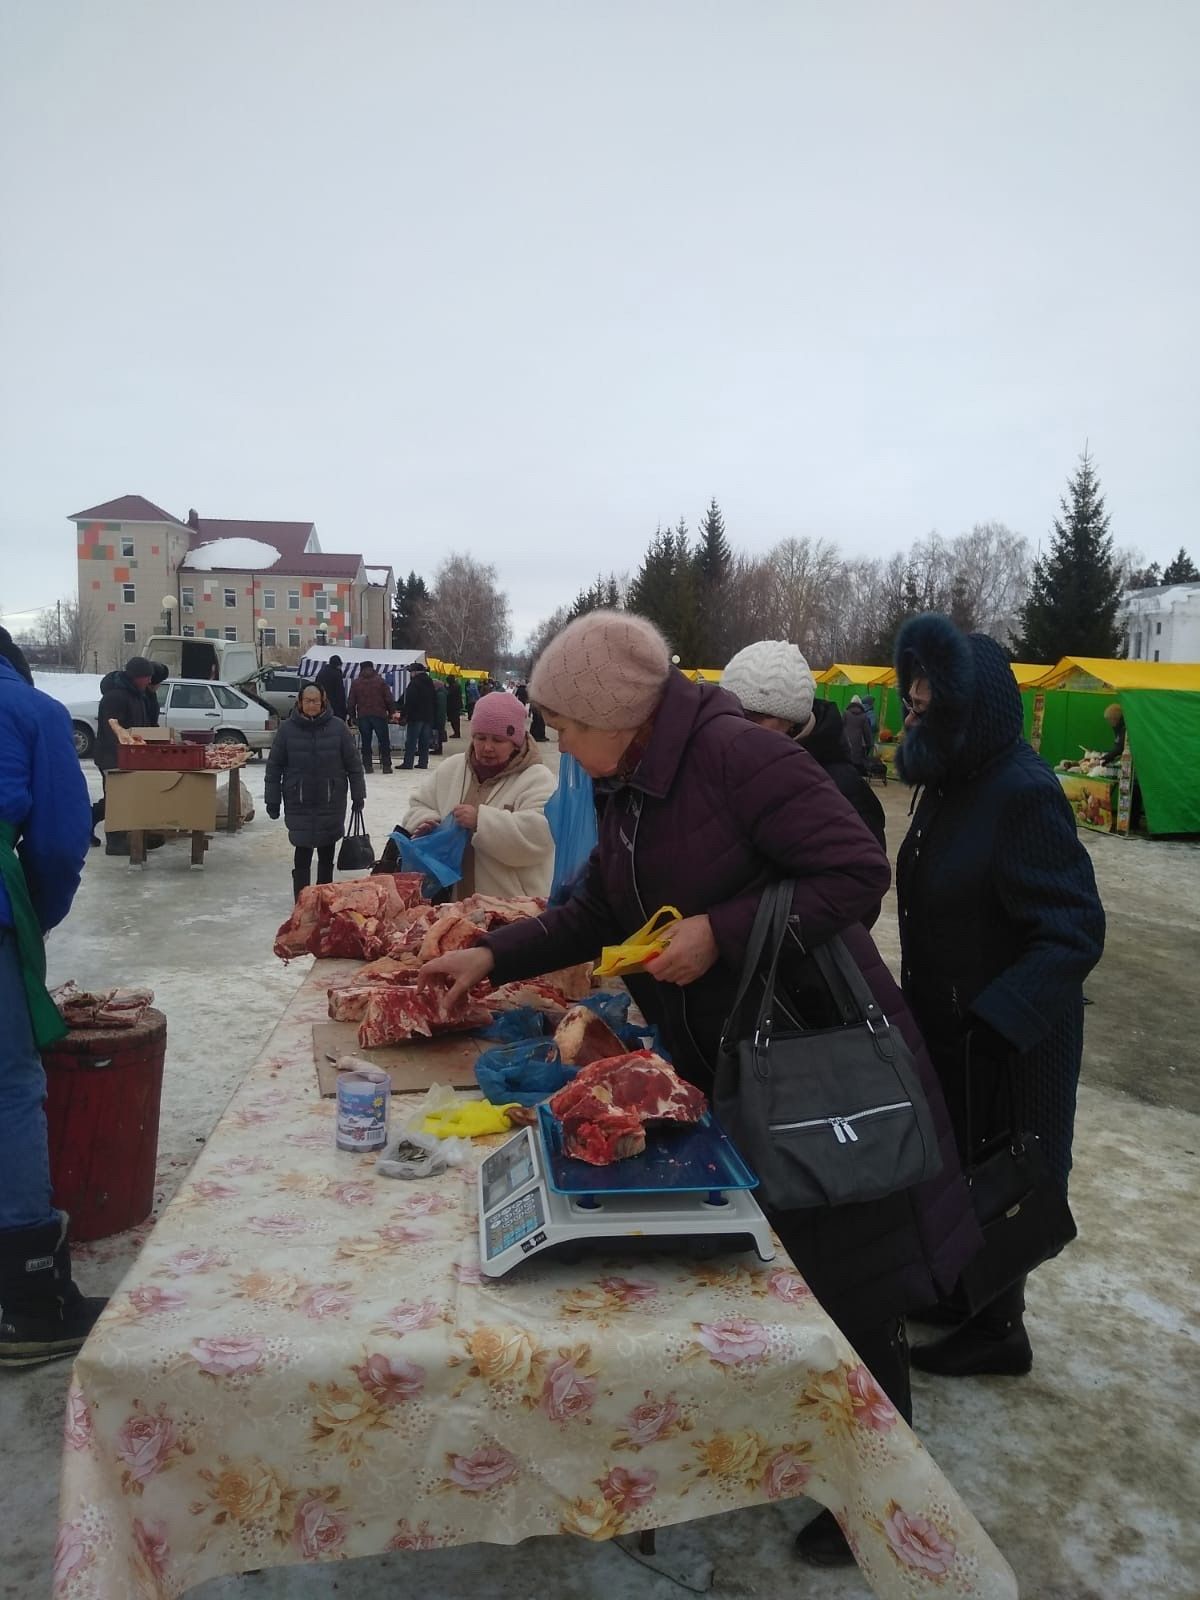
[945,523,1031,641]
[21,598,100,671]
[420,554,511,670]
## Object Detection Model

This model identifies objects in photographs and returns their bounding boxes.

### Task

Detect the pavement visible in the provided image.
[4,749,1199,1599]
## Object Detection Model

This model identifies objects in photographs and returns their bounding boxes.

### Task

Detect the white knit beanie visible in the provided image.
[721,641,816,725]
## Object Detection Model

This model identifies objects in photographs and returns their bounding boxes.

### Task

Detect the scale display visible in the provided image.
[477,1125,776,1278]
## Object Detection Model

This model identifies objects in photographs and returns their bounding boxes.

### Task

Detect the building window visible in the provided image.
[121,535,135,558]
[315,591,328,614]
[1133,633,1142,659]
[224,587,237,608]
[123,622,137,643]
[224,626,238,642]
[288,589,300,610]
[260,626,276,647]
[122,583,136,604]
[1154,649,1160,662]
[263,589,276,609]
[288,627,301,648]
[182,624,195,638]
[181,586,194,609]
[1156,621,1162,636]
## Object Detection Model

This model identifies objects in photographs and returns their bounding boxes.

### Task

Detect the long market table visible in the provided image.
[56,961,1018,1599]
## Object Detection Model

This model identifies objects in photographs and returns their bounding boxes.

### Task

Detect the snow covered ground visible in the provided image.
[3,761,1198,1599]
[32,671,104,706]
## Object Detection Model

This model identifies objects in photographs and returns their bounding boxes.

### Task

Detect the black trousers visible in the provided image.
[294,844,335,886]
[448,716,461,739]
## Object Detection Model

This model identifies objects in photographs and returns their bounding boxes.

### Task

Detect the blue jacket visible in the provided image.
[0,658,92,932]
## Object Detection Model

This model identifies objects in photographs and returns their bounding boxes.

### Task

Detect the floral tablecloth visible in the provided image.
[56,960,1017,1600]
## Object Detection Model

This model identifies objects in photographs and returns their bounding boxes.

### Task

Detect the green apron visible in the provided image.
[0,819,67,1049]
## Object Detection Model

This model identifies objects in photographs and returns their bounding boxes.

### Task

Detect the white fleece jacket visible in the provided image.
[400,752,557,899]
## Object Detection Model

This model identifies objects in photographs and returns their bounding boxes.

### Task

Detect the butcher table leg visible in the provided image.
[190,832,209,868]
[128,831,146,867]
[226,768,240,834]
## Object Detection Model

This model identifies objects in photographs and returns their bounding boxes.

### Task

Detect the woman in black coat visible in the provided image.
[265,684,366,900]
[894,614,1105,1377]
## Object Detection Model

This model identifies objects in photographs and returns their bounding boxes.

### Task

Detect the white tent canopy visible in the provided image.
[298,645,426,699]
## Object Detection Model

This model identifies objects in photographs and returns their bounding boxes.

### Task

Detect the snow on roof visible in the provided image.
[33,672,104,708]
[364,568,391,585]
[183,538,283,572]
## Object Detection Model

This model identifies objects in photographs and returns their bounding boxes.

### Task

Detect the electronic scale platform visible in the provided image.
[477,1109,776,1278]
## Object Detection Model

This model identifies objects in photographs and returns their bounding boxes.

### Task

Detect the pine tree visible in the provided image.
[695,498,732,662]
[1161,548,1200,584]
[697,499,731,585]
[1014,450,1123,660]
[391,570,430,648]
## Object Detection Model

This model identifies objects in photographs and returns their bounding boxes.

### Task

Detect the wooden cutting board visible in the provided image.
[313,1022,483,1097]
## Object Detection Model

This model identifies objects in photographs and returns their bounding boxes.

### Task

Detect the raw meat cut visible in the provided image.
[554,1005,626,1067]
[327,955,424,1022]
[51,983,156,1030]
[356,983,493,1049]
[273,875,426,961]
[458,893,547,924]
[417,909,489,961]
[544,962,594,1000]
[487,980,574,1017]
[548,1051,708,1165]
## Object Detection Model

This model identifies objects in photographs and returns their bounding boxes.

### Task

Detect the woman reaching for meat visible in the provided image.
[421,611,980,1568]
[400,690,556,900]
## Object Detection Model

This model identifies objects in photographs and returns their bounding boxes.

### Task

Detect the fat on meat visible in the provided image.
[548,1051,708,1165]
[356,983,492,1049]
[487,980,573,1017]
[273,875,427,961]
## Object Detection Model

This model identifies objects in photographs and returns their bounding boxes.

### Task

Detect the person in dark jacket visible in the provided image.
[315,655,348,721]
[1098,702,1125,765]
[0,640,103,1366]
[143,662,169,725]
[842,694,874,772]
[894,613,1105,1378]
[94,657,156,855]
[265,683,366,899]
[446,676,463,740]
[422,611,980,1568]
[432,678,449,755]
[347,662,398,774]
[722,641,887,919]
[401,662,438,771]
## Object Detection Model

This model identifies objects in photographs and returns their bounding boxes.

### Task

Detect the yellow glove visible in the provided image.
[593,907,683,977]
[422,1102,517,1140]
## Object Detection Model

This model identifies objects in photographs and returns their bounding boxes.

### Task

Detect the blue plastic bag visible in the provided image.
[478,1007,548,1043]
[395,819,469,897]
[544,753,598,905]
[474,1041,576,1106]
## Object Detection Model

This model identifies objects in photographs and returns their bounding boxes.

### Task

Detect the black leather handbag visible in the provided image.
[336,809,375,873]
[715,881,942,1211]
[952,1035,1077,1314]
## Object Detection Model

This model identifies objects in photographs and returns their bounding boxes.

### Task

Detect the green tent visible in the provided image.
[1118,690,1200,836]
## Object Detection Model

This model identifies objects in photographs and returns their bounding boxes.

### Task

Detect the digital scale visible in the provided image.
[477,1109,777,1278]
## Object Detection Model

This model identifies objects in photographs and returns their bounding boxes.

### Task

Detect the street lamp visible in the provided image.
[161,594,177,634]
[315,624,328,646]
[256,617,267,668]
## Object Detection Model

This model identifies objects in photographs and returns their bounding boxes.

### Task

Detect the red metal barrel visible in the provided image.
[43,1009,168,1242]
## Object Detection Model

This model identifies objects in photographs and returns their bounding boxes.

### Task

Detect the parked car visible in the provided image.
[247,666,305,719]
[65,678,278,759]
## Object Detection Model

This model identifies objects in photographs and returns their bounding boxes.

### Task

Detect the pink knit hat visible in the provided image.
[529,610,672,729]
[470,690,526,741]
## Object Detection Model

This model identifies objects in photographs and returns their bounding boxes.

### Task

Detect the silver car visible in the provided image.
[66,679,278,759]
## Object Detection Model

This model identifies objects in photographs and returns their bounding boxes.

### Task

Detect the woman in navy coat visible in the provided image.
[894,614,1105,1377]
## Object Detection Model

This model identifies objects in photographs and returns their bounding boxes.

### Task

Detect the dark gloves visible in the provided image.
[266,806,280,820]
[351,801,364,813]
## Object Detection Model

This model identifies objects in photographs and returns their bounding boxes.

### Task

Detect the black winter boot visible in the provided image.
[794,1509,855,1567]
[292,868,310,902]
[0,1217,106,1368]
[911,1279,1032,1378]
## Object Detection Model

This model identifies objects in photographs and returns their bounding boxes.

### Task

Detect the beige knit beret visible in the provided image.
[529,610,672,729]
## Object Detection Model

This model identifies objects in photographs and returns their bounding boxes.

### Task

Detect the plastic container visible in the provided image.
[117,742,207,771]
[43,1009,168,1241]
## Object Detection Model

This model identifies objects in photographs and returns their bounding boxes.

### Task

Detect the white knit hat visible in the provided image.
[721,641,816,725]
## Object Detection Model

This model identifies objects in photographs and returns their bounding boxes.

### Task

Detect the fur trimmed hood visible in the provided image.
[894,614,1024,786]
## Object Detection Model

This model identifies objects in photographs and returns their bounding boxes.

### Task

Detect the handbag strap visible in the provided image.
[719,880,791,1053]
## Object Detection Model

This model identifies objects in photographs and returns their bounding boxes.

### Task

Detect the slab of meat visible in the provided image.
[417,909,489,962]
[554,1005,626,1067]
[545,962,594,1000]
[327,955,424,1021]
[458,893,547,924]
[487,980,574,1017]
[356,983,492,1049]
[549,1051,707,1165]
[274,875,427,961]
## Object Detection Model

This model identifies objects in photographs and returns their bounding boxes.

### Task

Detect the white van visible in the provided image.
[141,634,260,687]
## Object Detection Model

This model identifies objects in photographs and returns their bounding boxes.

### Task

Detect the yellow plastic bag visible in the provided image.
[593,907,683,977]
[422,1101,517,1140]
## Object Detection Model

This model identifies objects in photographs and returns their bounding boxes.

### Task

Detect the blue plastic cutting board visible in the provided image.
[536,1104,758,1196]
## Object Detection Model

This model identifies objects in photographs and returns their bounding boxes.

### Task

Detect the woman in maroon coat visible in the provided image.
[423,612,979,1566]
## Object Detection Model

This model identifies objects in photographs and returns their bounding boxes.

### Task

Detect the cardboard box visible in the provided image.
[138,726,175,743]
[105,771,218,833]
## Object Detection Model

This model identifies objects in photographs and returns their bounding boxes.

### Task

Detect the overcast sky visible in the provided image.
[2,1,1197,646]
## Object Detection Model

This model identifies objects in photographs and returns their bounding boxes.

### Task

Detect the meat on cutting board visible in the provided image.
[553,1005,626,1066]
[356,983,493,1049]
[548,1051,708,1165]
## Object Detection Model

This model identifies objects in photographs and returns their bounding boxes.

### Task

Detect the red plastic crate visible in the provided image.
[116,742,207,771]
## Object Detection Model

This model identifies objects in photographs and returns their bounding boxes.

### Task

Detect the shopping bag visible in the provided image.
[478,1007,549,1043]
[545,753,599,904]
[474,1041,576,1106]
[593,907,682,977]
[396,819,469,896]
[336,810,376,872]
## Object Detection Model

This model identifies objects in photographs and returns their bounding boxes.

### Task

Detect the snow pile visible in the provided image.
[33,672,103,708]
[184,538,282,572]
[364,567,391,585]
